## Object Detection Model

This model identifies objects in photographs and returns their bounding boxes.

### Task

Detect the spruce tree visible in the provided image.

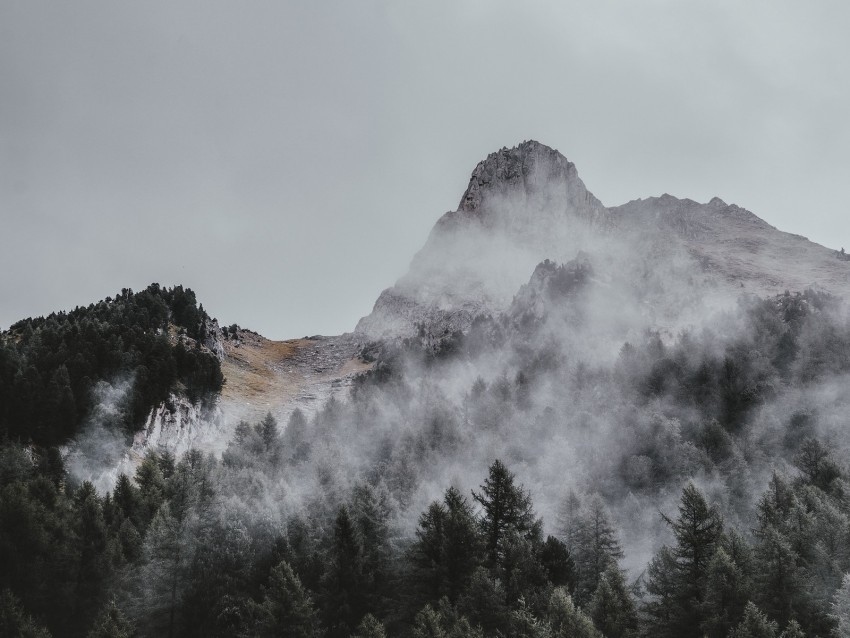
[87,600,134,638]
[546,587,601,638]
[729,602,779,638]
[322,507,365,638]
[700,546,751,638]
[350,613,386,638]
[254,560,321,638]
[587,564,637,638]
[571,495,623,603]
[471,460,540,568]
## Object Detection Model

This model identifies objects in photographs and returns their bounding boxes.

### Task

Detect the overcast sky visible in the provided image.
[2,1,849,339]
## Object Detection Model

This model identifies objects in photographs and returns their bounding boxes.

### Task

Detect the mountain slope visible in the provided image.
[357,141,850,342]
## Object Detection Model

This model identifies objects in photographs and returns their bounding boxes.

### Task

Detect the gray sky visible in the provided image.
[2,1,849,339]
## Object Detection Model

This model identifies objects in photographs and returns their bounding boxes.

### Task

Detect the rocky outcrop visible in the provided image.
[202,317,226,360]
[357,141,613,341]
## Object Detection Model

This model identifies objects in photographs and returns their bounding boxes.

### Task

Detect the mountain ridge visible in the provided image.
[357,140,850,342]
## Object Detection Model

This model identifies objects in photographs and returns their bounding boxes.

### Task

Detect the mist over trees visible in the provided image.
[3,266,850,635]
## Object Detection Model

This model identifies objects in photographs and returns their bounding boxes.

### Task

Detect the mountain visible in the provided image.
[357,140,850,342]
[5,141,850,638]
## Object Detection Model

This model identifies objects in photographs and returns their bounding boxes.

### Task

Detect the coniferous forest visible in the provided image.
[3,284,850,637]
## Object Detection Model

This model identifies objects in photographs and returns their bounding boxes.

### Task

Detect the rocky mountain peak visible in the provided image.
[448,140,609,230]
[357,140,850,343]
[459,140,574,211]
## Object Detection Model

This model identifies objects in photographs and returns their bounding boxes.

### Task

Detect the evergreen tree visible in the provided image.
[832,573,850,638]
[753,525,802,626]
[509,596,553,638]
[411,600,483,638]
[643,546,679,638]
[350,483,393,615]
[322,507,365,638]
[571,494,623,602]
[253,560,321,638]
[73,483,109,623]
[284,409,311,462]
[545,587,601,638]
[646,482,723,638]
[539,536,575,591]
[587,564,637,638]
[729,602,779,638]
[258,413,280,457]
[350,613,386,638]
[701,546,751,638]
[87,599,134,638]
[472,460,541,568]
[779,619,805,638]
[0,589,52,638]
[410,487,481,605]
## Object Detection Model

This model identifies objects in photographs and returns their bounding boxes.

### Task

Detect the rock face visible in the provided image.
[357,140,850,342]
[356,141,615,341]
[202,317,226,360]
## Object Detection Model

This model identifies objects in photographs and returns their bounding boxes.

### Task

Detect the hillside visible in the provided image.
[3,141,850,638]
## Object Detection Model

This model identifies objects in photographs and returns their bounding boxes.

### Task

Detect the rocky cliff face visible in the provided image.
[357,140,850,342]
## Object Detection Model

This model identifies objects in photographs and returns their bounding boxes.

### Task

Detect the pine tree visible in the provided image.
[539,536,575,590]
[587,564,637,638]
[729,602,779,638]
[74,483,109,622]
[0,589,52,638]
[779,619,805,638]
[284,409,311,462]
[509,596,553,638]
[472,460,540,568]
[87,599,135,638]
[322,507,365,638]
[411,600,483,638]
[700,546,751,638]
[254,560,321,638]
[643,546,679,638]
[753,525,801,626]
[410,487,481,604]
[832,573,850,638]
[571,494,623,603]
[350,483,392,616]
[351,613,386,638]
[650,482,723,638]
[546,587,601,638]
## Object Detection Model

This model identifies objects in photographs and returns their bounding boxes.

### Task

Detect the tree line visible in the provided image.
[0,284,223,446]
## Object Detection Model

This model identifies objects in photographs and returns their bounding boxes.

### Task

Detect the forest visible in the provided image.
[0,284,224,446]
[3,274,850,637]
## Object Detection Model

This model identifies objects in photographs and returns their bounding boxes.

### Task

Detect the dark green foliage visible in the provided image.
[472,460,541,569]
[569,494,624,603]
[252,560,322,638]
[87,600,135,638]
[0,284,222,445]
[0,589,52,637]
[546,587,601,638]
[351,613,387,638]
[321,507,366,637]
[4,281,850,637]
[729,601,779,638]
[700,546,751,638]
[644,483,724,638]
[586,564,637,638]
[409,487,482,605]
[539,536,575,591]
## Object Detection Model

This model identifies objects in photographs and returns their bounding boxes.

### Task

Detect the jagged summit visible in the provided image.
[436,140,610,234]
[356,141,850,342]
[459,140,578,212]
